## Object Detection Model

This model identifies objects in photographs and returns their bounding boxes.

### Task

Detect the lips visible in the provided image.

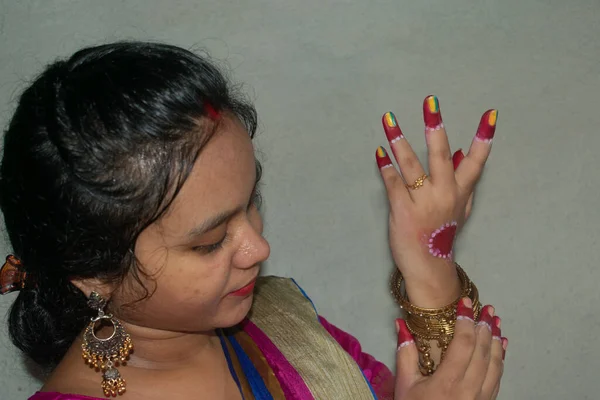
[229,278,257,297]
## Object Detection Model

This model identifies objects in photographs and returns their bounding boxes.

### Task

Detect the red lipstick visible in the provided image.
[229,279,256,297]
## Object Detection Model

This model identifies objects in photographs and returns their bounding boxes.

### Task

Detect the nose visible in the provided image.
[233,210,270,269]
[234,228,270,269]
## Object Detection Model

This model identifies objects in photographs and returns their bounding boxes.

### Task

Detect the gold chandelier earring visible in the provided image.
[82,292,133,397]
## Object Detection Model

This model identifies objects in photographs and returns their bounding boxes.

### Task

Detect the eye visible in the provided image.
[193,235,226,255]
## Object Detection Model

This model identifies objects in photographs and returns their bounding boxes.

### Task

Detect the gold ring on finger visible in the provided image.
[406,174,428,190]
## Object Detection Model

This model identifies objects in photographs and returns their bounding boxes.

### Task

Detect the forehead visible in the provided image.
[161,116,256,234]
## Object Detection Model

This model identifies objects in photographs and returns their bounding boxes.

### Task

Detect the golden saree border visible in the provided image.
[248,276,376,400]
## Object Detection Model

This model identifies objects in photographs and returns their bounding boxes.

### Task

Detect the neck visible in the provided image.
[105,323,222,370]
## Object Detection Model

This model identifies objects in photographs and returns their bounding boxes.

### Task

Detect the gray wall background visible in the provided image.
[1,1,599,399]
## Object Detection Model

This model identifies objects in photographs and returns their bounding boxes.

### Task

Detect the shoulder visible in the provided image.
[250,276,318,321]
[255,276,314,304]
[35,347,107,400]
[256,275,308,292]
[256,275,295,287]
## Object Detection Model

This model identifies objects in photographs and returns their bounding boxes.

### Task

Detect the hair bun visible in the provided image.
[8,282,90,366]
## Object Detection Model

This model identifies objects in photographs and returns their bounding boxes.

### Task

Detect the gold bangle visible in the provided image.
[390,264,476,315]
[390,263,481,375]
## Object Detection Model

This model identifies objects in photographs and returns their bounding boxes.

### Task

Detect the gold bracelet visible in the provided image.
[390,263,481,375]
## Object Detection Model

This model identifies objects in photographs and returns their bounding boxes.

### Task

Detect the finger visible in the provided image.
[464,193,474,221]
[492,338,508,398]
[453,149,475,221]
[455,109,498,193]
[395,319,421,393]
[423,95,454,185]
[492,383,501,400]
[463,305,495,389]
[490,337,508,399]
[452,148,465,171]
[435,298,476,381]
[381,112,428,190]
[481,316,504,398]
[376,146,411,203]
[491,337,508,400]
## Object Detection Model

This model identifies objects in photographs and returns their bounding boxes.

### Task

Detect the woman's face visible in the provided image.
[111,114,270,333]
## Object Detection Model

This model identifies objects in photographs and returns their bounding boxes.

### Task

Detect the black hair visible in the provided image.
[0,41,258,368]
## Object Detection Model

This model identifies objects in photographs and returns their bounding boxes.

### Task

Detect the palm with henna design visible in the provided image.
[376,96,497,306]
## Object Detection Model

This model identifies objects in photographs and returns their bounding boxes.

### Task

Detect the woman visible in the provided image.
[0,42,506,399]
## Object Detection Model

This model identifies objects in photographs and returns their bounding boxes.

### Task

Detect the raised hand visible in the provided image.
[376,96,497,306]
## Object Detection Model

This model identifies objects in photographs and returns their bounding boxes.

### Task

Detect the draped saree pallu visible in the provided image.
[220,277,392,399]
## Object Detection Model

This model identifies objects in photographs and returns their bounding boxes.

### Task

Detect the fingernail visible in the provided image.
[483,304,495,317]
[475,109,498,143]
[397,319,415,349]
[396,319,415,349]
[382,112,404,144]
[456,297,474,322]
[492,316,501,339]
[452,149,465,170]
[501,337,508,360]
[477,305,494,331]
[376,146,393,169]
[423,95,443,132]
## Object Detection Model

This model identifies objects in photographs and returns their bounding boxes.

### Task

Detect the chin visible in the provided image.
[221,293,255,328]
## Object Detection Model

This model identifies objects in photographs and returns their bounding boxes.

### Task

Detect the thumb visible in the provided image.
[395,319,421,396]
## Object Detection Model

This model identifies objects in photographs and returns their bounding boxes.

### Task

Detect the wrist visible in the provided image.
[402,262,461,308]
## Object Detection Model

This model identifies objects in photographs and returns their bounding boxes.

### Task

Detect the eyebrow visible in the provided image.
[186,207,242,239]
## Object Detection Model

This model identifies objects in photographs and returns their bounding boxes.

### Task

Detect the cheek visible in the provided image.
[157,255,231,307]
[115,254,233,330]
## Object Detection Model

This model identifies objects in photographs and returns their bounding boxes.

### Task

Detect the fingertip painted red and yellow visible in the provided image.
[426,95,440,113]
[488,109,498,127]
[382,111,404,143]
[384,112,397,128]
[423,95,443,130]
[475,109,498,142]
[376,146,393,169]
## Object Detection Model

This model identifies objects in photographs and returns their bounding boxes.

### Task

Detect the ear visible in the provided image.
[70,277,115,300]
